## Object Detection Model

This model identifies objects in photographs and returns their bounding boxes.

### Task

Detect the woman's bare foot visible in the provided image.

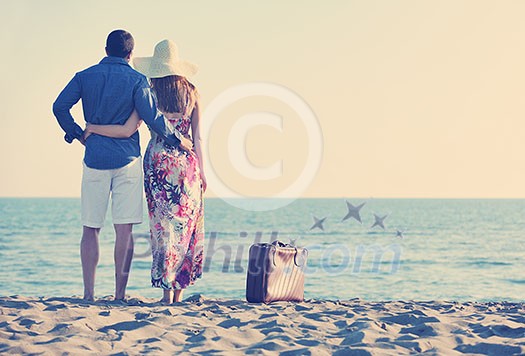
[161,289,174,304]
[173,289,184,303]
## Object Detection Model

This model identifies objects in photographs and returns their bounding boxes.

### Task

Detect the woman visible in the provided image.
[84,40,206,303]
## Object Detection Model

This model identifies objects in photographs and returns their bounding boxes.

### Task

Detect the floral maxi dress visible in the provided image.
[144,113,204,290]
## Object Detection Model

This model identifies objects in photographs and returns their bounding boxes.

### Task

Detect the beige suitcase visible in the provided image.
[246,241,308,303]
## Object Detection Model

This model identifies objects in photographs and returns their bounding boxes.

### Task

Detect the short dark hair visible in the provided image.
[106,30,134,58]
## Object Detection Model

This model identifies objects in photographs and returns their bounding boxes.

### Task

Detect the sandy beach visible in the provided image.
[0,295,523,355]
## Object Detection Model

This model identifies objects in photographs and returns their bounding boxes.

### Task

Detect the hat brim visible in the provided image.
[133,56,198,78]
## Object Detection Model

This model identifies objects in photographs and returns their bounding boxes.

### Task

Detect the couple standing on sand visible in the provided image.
[53,30,206,304]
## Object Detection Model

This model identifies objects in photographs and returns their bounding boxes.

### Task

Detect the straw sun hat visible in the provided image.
[133,39,198,78]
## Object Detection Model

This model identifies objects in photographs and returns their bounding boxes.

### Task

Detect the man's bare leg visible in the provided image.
[114,223,134,300]
[81,226,100,301]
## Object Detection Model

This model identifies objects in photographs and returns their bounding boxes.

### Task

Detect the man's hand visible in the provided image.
[179,136,193,152]
[83,125,92,141]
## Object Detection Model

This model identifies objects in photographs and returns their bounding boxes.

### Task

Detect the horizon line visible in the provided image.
[2,196,525,200]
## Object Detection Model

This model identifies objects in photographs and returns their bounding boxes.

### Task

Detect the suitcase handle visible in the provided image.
[271,246,279,266]
[294,248,308,267]
[270,244,308,267]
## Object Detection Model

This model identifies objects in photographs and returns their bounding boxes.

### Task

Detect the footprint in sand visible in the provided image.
[455,342,522,355]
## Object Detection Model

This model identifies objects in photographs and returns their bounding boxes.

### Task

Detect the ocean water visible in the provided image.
[0,198,523,302]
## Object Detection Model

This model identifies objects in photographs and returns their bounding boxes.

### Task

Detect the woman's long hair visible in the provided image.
[150,75,198,117]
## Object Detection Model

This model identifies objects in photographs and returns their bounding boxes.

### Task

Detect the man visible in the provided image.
[53,29,192,301]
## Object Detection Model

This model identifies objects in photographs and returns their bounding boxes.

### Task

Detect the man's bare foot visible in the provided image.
[114,291,126,301]
[83,295,95,302]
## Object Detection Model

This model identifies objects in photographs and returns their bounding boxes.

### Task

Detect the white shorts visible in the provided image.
[81,157,143,228]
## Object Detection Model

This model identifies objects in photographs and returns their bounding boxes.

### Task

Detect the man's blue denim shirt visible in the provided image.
[53,56,181,170]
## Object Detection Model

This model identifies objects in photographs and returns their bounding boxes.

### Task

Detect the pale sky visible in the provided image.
[1,0,525,198]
